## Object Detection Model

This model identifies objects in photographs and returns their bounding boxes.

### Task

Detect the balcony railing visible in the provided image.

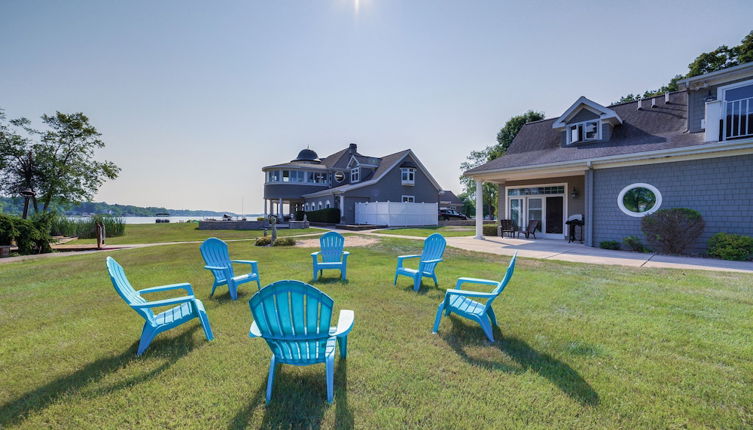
[723,96,753,140]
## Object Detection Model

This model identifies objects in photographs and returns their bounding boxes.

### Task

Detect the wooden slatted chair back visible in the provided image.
[106,257,154,323]
[200,238,234,282]
[249,280,334,364]
[420,233,446,273]
[487,253,518,309]
[319,231,345,263]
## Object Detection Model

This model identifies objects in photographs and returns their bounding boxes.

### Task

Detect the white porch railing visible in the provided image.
[355,202,438,226]
[723,96,753,140]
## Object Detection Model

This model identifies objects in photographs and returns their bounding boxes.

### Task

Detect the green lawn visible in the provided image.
[375,225,484,237]
[69,223,325,245]
[1,237,752,428]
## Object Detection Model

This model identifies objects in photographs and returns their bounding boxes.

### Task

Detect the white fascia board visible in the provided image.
[552,96,622,129]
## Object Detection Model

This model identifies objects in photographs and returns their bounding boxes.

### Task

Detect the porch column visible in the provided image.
[339,195,345,223]
[278,198,283,221]
[474,180,484,239]
[263,199,268,217]
[497,183,505,222]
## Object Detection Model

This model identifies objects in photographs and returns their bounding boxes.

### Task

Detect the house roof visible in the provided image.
[465,91,706,175]
[439,190,462,205]
[551,96,623,129]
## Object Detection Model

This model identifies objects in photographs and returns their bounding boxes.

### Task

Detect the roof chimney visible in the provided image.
[664,92,671,104]
[348,143,357,153]
[636,99,642,110]
[651,98,657,108]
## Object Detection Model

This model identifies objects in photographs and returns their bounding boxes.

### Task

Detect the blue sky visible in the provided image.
[2,0,752,213]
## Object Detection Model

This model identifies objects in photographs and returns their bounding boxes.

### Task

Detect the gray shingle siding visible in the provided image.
[568,109,600,123]
[592,153,753,254]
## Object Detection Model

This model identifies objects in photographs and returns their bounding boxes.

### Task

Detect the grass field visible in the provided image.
[1,237,752,428]
[69,223,325,245]
[376,225,486,237]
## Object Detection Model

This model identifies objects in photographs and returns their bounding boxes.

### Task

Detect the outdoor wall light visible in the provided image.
[570,188,579,199]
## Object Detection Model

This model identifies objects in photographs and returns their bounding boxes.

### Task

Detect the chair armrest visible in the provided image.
[342,251,350,256]
[330,310,354,337]
[444,289,495,299]
[132,296,196,308]
[204,265,229,271]
[249,320,262,338]
[397,255,420,261]
[421,258,443,264]
[232,260,257,265]
[138,282,194,295]
[455,277,499,290]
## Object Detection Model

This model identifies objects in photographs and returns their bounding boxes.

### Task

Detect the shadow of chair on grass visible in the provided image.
[0,325,202,427]
[228,359,352,430]
[441,317,599,406]
[309,278,350,286]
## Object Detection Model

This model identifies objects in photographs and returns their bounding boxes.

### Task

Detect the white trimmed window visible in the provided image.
[617,183,662,217]
[402,195,415,203]
[401,168,416,185]
[318,202,322,210]
[567,120,601,144]
[350,167,360,183]
[326,200,331,208]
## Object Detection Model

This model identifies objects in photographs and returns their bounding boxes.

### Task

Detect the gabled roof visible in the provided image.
[552,96,623,129]
[465,91,705,176]
[439,190,462,205]
[303,149,441,198]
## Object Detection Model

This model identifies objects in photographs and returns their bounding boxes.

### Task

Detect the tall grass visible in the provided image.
[50,213,126,238]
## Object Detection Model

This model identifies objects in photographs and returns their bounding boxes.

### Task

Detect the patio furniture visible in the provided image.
[432,252,517,342]
[248,280,354,403]
[521,220,541,239]
[394,233,446,292]
[106,257,214,356]
[498,219,517,238]
[566,214,584,243]
[311,231,350,281]
[200,237,261,300]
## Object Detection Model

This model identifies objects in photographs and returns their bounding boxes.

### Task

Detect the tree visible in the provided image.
[459,110,544,218]
[0,110,120,213]
[615,30,753,103]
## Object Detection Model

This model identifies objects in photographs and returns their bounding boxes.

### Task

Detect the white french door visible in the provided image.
[506,184,567,239]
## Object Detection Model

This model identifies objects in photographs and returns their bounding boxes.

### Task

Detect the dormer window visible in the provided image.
[567,120,601,145]
[350,167,360,183]
[401,168,416,185]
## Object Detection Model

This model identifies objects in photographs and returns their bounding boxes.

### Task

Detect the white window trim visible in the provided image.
[401,168,416,185]
[504,182,568,238]
[617,183,662,217]
[566,120,601,145]
[350,167,360,183]
[325,200,331,208]
[401,195,415,203]
[717,77,753,100]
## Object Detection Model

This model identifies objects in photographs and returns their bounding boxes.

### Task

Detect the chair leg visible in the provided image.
[341,265,347,281]
[255,276,262,290]
[197,308,214,341]
[479,318,495,342]
[337,336,348,359]
[393,272,399,285]
[326,355,335,403]
[487,307,498,327]
[313,265,318,281]
[431,274,439,287]
[432,303,445,334]
[210,281,218,297]
[137,325,157,356]
[228,281,238,300]
[266,356,277,404]
[413,276,421,292]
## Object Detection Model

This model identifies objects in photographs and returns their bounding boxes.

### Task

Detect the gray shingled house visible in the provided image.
[465,62,753,252]
[262,143,442,224]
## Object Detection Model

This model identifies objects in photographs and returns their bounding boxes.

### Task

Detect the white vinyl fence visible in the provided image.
[355,202,438,226]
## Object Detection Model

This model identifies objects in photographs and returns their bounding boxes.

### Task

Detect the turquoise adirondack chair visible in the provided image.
[394,233,446,292]
[106,257,214,356]
[311,231,350,281]
[200,237,261,300]
[248,280,354,403]
[432,252,517,342]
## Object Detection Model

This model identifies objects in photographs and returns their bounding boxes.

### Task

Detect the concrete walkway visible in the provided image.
[350,230,753,274]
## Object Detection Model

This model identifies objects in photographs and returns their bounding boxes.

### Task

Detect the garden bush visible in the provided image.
[14,214,53,255]
[0,214,18,246]
[255,237,272,246]
[272,237,296,247]
[641,208,704,255]
[302,208,340,224]
[623,235,646,252]
[483,224,498,236]
[599,240,621,250]
[707,232,753,261]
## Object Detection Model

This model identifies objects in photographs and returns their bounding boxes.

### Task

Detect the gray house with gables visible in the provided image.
[465,61,753,253]
[263,143,441,224]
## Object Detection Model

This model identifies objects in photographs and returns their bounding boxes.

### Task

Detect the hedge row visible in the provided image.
[294,208,341,224]
[0,213,53,255]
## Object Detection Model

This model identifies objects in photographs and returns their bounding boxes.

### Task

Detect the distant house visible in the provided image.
[438,190,463,211]
[262,143,442,224]
[465,61,753,251]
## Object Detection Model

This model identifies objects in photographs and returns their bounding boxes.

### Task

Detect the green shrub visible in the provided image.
[599,240,621,250]
[0,214,18,246]
[256,217,266,221]
[707,232,753,261]
[483,224,498,236]
[14,214,53,255]
[294,211,305,221]
[303,208,340,224]
[641,208,704,255]
[272,237,296,247]
[255,237,272,246]
[623,236,646,252]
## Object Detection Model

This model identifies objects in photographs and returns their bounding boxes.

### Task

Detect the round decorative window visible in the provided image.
[617,183,662,217]
[334,171,345,182]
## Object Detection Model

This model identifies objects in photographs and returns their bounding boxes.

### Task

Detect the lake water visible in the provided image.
[71,215,264,224]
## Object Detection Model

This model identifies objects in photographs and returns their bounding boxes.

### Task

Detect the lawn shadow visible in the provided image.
[0,325,202,427]
[228,359,351,429]
[442,317,599,406]
[310,277,351,285]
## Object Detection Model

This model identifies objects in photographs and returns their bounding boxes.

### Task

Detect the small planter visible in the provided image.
[0,245,11,258]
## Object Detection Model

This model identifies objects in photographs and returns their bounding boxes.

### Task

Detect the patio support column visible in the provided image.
[339,195,345,223]
[278,198,283,221]
[585,168,594,247]
[263,199,268,217]
[474,180,484,240]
